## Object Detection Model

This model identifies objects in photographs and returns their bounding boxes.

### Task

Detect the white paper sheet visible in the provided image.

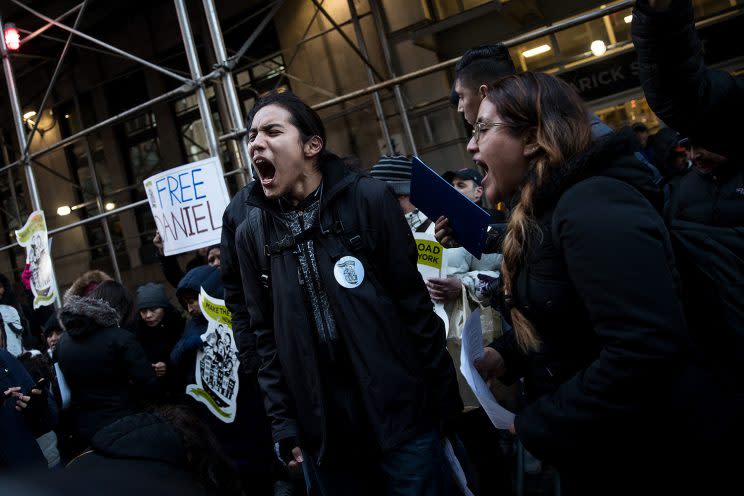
[459,308,516,429]
[444,439,475,496]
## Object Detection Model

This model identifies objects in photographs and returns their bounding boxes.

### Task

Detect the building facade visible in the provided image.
[1,0,741,296]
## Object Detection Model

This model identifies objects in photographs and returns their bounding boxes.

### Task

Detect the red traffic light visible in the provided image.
[4,24,21,51]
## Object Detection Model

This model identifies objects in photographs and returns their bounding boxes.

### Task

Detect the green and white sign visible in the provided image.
[15,210,57,308]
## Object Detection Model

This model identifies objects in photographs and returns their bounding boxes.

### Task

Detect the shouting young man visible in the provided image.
[235,92,461,495]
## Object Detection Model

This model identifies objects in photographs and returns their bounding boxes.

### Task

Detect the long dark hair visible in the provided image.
[486,72,592,352]
[89,280,134,328]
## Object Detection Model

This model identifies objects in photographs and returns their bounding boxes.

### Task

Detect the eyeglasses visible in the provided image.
[471,121,510,144]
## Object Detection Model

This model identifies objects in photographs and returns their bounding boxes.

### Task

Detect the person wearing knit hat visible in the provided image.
[42,313,64,353]
[134,283,184,385]
[369,155,412,196]
[369,155,435,233]
[136,283,171,314]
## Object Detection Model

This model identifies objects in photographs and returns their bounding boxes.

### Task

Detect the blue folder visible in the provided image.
[410,156,491,259]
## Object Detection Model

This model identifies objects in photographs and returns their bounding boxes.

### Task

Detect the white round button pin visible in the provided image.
[334,256,364,289]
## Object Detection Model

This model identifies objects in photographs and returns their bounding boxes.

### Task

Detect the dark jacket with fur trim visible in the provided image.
[490,130,735,480]
[56,296,160,440]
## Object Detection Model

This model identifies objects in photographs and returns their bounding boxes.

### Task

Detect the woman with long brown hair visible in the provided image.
[436,72,734,494]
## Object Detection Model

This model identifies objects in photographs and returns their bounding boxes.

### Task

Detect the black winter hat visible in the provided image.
[136,283,170,311]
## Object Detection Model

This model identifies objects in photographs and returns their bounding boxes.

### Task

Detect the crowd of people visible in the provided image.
[1,1,742,495]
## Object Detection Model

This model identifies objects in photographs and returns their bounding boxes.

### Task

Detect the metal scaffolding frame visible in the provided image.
[1,0,688,282]
[0,0,237,276]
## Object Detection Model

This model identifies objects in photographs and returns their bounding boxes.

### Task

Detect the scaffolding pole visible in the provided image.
[73,94,122,283]
[369,0,417,155]
[347,0,393,154]
[226,0,286,71]
[202,0,267,182]
[19,3,83,47]
[0,83,194,175]
[0,16,42,211]
[310,0,386,81]
[11,0,191,84]
[1,15,62,305]
[175,0,220,159]
[0,149,251,253]
[0,0,644,261]
[314,0,634,111]
[25,0,89,152]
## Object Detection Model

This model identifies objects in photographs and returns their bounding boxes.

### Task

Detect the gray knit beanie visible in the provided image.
[369,155,412,196]
[136,283,170,311]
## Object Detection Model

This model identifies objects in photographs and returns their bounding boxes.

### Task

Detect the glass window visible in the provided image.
[251,56,285,81]
[128,138,163,186]
[123,112,157,136]
[181,119,211,163]
[510,36,554,72]
[595,97,661,133]
[553,17,610,64]
[174,87,216,117]
[235,69,251,89]
[607,8,633,44]
[693,0,737,17]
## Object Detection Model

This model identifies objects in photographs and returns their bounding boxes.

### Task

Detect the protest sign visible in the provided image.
[414,232,448,332]
[186,288,240,423]
[15,210,57,308]
[143,157,229,256]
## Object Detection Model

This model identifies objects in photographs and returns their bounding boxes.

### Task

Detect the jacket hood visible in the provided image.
[532,128,664,216]
[176,265,223,306]
[59,295,120,337]
[90,412,188,466]
[64,270,113,301]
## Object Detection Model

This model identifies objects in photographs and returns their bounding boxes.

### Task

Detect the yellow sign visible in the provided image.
[416,238,444,270]
[200,291,232,326]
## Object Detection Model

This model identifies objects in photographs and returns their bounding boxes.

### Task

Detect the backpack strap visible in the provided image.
[246,207,271,292]
[320,178,365,255]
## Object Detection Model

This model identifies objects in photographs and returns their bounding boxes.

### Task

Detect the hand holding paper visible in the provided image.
[459,309,515,430]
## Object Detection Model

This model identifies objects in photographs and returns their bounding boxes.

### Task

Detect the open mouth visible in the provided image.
[253,156,276,186]
[473,159,488,181]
